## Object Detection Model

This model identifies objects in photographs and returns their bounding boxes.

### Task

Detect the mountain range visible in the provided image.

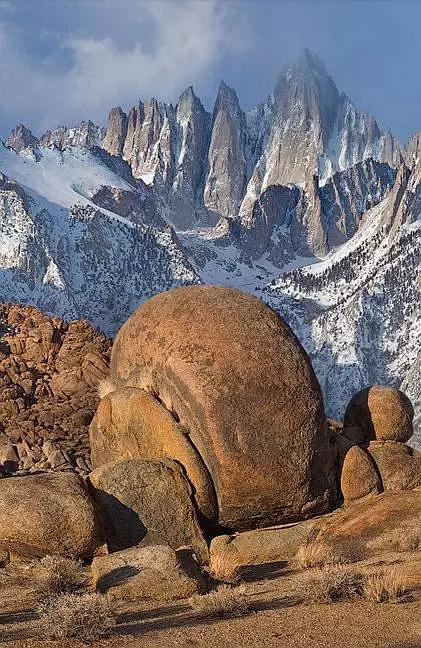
[0,50,419,445]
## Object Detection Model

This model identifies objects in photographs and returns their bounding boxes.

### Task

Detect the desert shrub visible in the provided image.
[393,529,421,552]
[38,555,87,596]
[306,564,364,603]
[363,568,408,603]
[190,584,250,618]
[295,541,358,569]
[97,377,116,400]
[207,552,241,584]
[38,592,115,643]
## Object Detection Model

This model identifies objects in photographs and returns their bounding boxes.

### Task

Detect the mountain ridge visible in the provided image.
[0,50,419,446]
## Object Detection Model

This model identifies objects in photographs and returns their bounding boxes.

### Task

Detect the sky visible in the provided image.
[0,0,420,143]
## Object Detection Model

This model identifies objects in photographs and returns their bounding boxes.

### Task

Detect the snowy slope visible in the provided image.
[0,144,198,334]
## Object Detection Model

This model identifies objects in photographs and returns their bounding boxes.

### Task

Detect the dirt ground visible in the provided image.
[0,553,420,648]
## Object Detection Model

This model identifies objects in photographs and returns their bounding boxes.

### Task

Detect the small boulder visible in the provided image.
[0,472,101,558]
[91,544,204,601]
[340,445,382,503]
[367,442,421,491]
[210,519,315,575]
[89,387,216,522]
[344,385,414,443]
[88,458,208,562]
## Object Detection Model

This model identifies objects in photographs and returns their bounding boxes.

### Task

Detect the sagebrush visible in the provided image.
[38,592,115,643]
[190,584,250,618]
[39,555,87,595]
[306,564,364,603]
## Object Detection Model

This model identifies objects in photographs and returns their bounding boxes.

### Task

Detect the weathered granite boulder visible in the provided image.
[210,519,315,573]
[89,457,208,562]
[106,285,337,530]
[0,472,101,558]
[91,544,205,601]
[340,445,382,503]
[298,489,421,561]
[344,385,414,443]
[89,387,216,521]
[367,442,421,491]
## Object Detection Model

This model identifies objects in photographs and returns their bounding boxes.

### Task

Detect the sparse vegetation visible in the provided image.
[97,377,116,400]
[190,584,250,618]
[306,564,364,603]
[392,528,421,552]
[37,592,115,643]
[363,568,408,603]
[295,541,358,569]
[38,555,87,596]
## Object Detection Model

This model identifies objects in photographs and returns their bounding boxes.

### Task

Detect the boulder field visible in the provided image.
[0,286,419,581]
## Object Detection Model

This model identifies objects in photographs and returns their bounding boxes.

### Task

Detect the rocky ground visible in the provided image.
[0,550,420,647]
[0,304,111,477]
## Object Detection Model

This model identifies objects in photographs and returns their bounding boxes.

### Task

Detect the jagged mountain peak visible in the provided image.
[5,124,39,153]
[214,80,242,114]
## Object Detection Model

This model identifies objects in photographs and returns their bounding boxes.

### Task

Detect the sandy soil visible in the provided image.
[0,553,420,648]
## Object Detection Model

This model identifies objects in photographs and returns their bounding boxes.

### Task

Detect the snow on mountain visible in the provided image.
[0,50,419,444]
[0,143,198,333]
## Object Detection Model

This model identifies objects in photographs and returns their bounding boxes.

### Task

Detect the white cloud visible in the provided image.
[0,0,249,134]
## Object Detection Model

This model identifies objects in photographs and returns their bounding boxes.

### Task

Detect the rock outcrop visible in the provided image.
[339,384,420,502]
[105,285,337,530]
[0,472,101,558]
[0,303,111,476]
[299,489,421,561]
[89,457,208,562]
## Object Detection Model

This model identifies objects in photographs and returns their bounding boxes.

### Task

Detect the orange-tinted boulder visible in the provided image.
[89,386,216,521]
[344,385,414,443]
[340,445,382,503]
[109,285,337,530]
[367,441,421,491]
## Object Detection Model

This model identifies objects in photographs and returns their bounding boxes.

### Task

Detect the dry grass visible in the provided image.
[295,541,358,569]
[97,377,116,400]
[363,568,408,603]
[37,592,115,643]
[207,552,242,584]
[38,555,87,596]
[393,528,421,552]
[305,564,364,603]
[189,584,250,618]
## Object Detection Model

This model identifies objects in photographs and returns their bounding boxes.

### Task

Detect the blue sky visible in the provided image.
[0,0,420,143]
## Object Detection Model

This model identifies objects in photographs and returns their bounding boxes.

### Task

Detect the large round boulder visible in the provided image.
[0,472,101,558]
[108,285,337,530]
[344,385,414,443]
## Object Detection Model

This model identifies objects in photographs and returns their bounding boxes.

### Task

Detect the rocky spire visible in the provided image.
[5,125,39,153]
[203,80,247,219]
[103,107,128,157]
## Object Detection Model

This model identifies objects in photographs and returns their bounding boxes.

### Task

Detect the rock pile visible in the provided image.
[0,303,111,477]
[338,386,420,502]
[0,288,419,595]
